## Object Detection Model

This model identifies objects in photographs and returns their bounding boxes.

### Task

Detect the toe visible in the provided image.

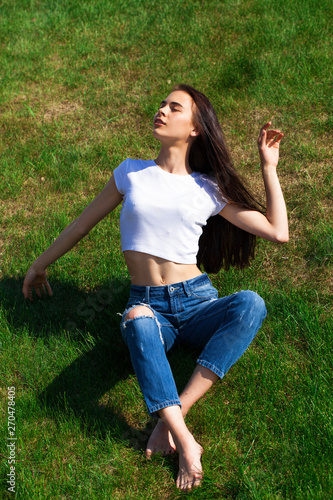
[193,475,202,488]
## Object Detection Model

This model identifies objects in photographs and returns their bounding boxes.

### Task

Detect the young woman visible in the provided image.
[23,84,288,491]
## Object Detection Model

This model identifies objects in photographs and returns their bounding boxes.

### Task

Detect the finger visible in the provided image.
[273,132,284,143]
[258,121,274,142]
[45,281,53,296]
[35,286,42,298]
[268,132,284,147]
[23,284,32,300]
[266,130,282,142]
[266,129,281,136]
[258,127,267,144]
[261,121,272,133]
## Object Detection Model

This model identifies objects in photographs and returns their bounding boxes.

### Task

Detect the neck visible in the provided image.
[155,144,193,175]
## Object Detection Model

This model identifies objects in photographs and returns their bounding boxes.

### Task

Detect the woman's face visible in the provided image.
[153,90,198,144]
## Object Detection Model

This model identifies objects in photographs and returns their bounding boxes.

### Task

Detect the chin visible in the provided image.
[152,128,163,140]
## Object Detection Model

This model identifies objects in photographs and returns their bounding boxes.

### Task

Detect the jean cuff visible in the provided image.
[148,399,182,419]
[197,359,225,379]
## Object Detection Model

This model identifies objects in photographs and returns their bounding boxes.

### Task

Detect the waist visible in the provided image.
[129,273,211,297]
[123,250,202,286]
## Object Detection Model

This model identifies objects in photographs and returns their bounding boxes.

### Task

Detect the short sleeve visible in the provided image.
[204,176,228,216]
[211,197,228,216]
[113,158,129,195]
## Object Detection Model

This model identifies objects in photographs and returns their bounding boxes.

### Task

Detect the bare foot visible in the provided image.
[176,435,203,491]
[145,419,177,458]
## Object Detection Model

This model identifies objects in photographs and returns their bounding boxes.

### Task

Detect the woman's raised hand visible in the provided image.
[23,267,53,301]
[258,122,283,169]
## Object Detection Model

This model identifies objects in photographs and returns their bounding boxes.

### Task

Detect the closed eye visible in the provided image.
[158,100,184,112]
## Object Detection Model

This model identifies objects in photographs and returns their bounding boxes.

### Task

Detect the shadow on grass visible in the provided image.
[0,276,198,456]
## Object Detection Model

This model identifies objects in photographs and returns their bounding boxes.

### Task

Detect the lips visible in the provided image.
[154,118,165,125]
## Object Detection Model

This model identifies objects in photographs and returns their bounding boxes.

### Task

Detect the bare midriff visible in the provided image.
[123,251,202,286]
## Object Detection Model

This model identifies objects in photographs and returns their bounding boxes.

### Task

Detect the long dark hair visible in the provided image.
[174,84,264,273]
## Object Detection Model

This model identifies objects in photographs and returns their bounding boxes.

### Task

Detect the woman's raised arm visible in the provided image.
[22,175,123,300]
[219,122,289,243]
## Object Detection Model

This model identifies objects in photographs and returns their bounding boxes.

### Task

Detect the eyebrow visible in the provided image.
[160,100,184,108]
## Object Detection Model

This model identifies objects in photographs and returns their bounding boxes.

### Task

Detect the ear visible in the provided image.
[190,127,200,137]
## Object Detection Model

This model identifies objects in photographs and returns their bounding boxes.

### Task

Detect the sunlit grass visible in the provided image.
[0,0,332,498]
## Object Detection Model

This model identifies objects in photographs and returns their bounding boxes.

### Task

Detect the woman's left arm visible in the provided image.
[219,122,289,243]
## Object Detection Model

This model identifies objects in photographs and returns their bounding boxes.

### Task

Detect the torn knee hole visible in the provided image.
[125,305,154,322]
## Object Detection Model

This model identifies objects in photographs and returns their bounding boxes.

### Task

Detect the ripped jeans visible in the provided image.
[120,273,266,418]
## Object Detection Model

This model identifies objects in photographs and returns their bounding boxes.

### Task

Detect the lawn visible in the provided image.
[0,0,332,498]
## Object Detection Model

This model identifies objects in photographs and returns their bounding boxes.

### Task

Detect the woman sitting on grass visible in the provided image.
[23,84,288,491]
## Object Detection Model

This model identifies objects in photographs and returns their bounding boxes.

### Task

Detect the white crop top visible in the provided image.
[113,158,228,264]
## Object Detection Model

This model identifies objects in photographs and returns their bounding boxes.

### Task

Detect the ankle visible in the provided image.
[181,407,189,418]
[175,430,198,452]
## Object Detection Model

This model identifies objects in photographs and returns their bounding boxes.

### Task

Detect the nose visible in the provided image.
[158,106,166,117]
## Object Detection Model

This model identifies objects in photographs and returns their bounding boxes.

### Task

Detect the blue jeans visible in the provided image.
[120,273,266,418]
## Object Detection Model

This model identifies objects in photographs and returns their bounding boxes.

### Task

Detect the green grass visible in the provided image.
[1,0,332,498]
